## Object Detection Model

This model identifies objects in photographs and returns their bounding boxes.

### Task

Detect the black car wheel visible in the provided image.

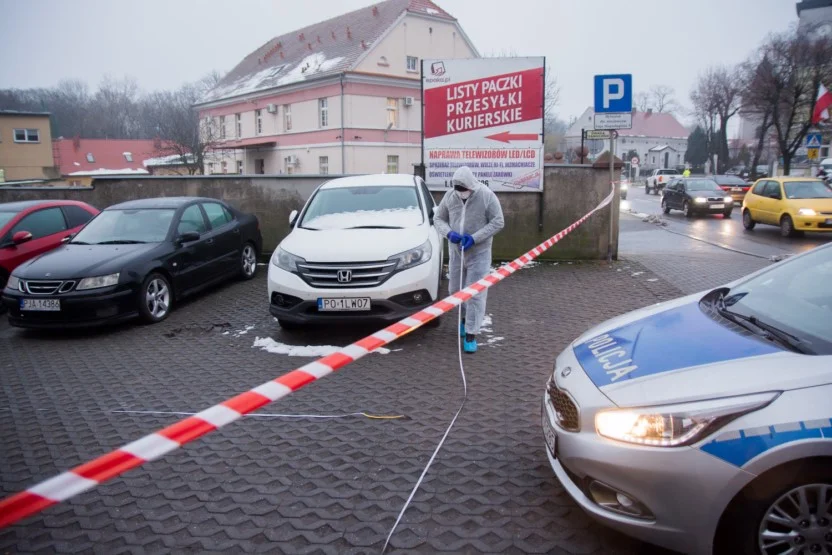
[240,242,257,280]
[723,209,732,218]
[780,214,798,238]
[645,184,650,194]
[661,197,671,214]
[139,272,172,324]
[0,271,7,314]
[684,201,694,218]
[743,210,756,230]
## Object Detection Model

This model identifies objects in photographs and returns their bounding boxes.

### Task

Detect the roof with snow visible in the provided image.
[143,153,194,167]
[53,138,160,176]
[648,144,676,152]
[199,0,457,105]
[567,108,690,140]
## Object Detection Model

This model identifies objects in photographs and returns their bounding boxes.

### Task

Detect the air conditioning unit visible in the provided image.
[266,103,277,114]
[404,96,415,107]
[286,154,299,165]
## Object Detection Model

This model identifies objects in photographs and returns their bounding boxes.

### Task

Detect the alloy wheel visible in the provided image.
[145,278,170,319]
[758,483,832,554]
[242,244,257,277]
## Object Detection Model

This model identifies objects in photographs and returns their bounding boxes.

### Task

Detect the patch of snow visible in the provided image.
[426,7,440,14]
[73,162,81,166]
[480,314,493,333]
[68,168,149,176]
[487,336,504,345]
[304,207,422,230]
[252,337,392,357]
[631,271,644,276]
[233,325,256,337]
[647,278,658,282]
[143,154,193,167]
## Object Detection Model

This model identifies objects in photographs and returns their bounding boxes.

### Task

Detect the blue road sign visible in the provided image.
[806,133,822,148]
[594,74,633,113]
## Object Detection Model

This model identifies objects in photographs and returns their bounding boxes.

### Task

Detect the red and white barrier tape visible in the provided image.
[0,184,615,529]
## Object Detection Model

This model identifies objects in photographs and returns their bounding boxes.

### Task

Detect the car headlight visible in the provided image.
[388,239,432,271]
[620,184,628,191]
[271,247,306,273]
[694,197,708,204]
[77,273,120,290]
[798,208,817,216]
[595,392,779,447]
[723,196,733,203]
[6,275,20,291]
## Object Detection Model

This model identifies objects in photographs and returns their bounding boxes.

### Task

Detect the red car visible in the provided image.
[0,200,100,290]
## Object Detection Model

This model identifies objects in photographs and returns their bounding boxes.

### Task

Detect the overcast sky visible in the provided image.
[1,0,797,124]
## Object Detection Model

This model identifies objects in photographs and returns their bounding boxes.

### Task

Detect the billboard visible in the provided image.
[422,57,545,193]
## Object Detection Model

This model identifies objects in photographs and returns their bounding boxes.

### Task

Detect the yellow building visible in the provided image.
[0,110,57,182]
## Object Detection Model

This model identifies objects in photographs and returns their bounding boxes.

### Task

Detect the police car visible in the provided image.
[542,243,832,555]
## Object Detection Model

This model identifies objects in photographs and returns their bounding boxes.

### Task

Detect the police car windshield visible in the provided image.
[724,247,832,355]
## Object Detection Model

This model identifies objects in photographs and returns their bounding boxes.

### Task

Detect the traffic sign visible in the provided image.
[807,133,822,148]
[594,112,632,130]
[808,148,819,160]
[631,157,639,166]
[594,74,632,113]
[585,130,611,140]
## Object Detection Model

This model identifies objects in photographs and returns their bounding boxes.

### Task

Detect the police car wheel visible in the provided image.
[716,461,832,555]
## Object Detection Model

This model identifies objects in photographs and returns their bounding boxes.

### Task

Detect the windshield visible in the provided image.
[723,246,832,354]
[714,175,747,186]
[783,181,832,199]
[0,211,18,229]
[300,186,423,230]
[72,208,176,244]
[687,179,720,191]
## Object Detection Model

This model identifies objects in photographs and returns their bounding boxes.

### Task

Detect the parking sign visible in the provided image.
[594,74,632,113]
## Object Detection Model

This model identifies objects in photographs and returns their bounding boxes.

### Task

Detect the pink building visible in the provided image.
[194,0,479,176]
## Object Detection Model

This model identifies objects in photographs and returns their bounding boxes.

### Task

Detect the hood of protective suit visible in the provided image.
[453,166,482,192]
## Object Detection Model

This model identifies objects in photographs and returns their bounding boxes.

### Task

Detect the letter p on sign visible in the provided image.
[594,74,632,113]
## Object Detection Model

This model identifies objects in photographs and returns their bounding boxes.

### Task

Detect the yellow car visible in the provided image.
[742,177,832,237]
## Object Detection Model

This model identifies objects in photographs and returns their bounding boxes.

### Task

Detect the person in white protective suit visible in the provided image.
[434,166,505,353]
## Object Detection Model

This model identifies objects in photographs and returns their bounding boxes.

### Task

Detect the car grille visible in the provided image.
[547,378,580,432]
[296,261,397,289]
[23,280,75,295]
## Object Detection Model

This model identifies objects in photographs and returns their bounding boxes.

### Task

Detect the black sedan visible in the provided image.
[2,197,262,328]
[661,178,735,218]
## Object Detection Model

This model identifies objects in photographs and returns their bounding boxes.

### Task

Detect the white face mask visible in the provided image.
[456,189,472,200]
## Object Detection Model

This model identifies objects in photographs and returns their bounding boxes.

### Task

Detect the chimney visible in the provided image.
[317,35,322,44]
[361,40,367,50]
[372,6,379,16]
[347,26,352,39]
[307,42,313,50]
[647,108,653,114]
[331,30,336,39]
[299,32,305,41]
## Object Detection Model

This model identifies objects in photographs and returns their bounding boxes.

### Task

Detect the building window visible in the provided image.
[13,128,40,143]
[406,56,418,72]
[319,156,329,175]
[208,162,215,174]
[284,156,295,175]
[221,161,228,174]
[235,113,242,137]
[387,155,399,174]
[255,109,263,135]
[652,155,656,164]
[219,115,226,139]
[387,98,399,128]
[86,153,95,163]
[319,98,329,128]
[123,152,133,162]
[236,160,243,174]
[255,159,265,174]
[284,105,292,131]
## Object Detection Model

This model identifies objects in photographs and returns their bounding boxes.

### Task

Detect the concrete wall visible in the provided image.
[0,165,618,260]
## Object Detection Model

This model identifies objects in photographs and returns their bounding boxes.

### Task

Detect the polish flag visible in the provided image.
[812,83,832,124]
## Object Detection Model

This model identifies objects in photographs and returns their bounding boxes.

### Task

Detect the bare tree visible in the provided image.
[634,92,651,112]
[650,85,678,113]
[691,66,743,172]
[743,26,832,174]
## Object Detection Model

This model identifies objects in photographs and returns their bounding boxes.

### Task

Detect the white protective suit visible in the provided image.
[434,167,505,335]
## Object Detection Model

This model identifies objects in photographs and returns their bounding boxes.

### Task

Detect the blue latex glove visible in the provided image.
[447,231,463,244]
[460,234,475,251]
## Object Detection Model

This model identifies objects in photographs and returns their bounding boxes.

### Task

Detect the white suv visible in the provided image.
[268,174,443,328]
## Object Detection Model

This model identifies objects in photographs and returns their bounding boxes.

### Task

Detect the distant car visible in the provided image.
[661,178,734,218]
[541,242,832,555]
[645,169,680,195]
[742,177,832,237]
[268,174,443,329]
[0,200,99,291]
[754,164,770,179]
[2,197,262,328]
[619,180,629,200]
[713,174,752,203]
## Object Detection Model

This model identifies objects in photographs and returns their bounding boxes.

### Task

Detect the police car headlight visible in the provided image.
[595,392,779,447]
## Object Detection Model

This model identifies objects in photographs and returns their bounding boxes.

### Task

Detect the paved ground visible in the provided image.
[1,261,683,554]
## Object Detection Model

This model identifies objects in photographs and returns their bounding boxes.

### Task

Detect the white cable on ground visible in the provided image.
[382,204,469,553]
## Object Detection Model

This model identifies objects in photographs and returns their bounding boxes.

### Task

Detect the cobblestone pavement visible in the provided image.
[1,262,681,554]
[619,215,773,294]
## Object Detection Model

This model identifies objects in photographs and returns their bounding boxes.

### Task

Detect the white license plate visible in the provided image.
[731,187,742,192]
[20,298,60,311]
[317,297,371,312]
[712,203,725,209]
[542,406,557,455]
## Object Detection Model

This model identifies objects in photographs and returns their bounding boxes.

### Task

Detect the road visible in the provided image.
[622,186,832,259]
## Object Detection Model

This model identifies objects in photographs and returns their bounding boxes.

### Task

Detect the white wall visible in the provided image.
[344,94,421,130]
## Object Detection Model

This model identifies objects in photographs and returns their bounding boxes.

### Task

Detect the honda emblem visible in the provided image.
[337,270,352,283]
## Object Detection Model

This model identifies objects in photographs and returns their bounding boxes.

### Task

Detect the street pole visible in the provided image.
[580,128,585,164]
[608,132,616,263]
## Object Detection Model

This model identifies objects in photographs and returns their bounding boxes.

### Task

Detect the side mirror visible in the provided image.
[289,209,298,226]
[12,231,32,245]
[178,230,200,243]
[61,233,76,244]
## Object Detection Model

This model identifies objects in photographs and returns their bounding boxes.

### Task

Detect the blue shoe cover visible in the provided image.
[463,336,478,353]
